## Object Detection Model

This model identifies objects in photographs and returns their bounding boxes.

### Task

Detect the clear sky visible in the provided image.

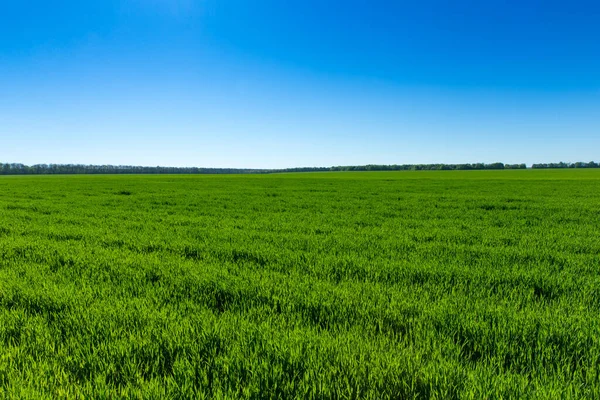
[1,1,599,168]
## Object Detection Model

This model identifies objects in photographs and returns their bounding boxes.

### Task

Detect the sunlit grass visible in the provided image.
[1,170,599,398]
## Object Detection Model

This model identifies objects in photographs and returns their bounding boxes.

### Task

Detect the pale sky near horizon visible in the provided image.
[1,1,599,168]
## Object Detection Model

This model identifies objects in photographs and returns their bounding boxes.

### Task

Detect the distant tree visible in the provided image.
[5,161,599,175]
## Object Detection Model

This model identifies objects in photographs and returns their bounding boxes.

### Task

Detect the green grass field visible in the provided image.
[1,170,599,398]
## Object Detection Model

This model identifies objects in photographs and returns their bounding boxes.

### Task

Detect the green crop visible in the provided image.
[0,170,599,398]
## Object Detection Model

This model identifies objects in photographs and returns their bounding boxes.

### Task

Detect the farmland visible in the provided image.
[1,170,599,398]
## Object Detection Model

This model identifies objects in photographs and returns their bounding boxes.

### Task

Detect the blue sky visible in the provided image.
[1,1,599,168]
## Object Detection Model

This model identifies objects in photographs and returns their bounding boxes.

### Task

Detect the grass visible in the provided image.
[0,170,599,398]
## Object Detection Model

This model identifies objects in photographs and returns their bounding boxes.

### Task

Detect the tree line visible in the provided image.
[531,161,599,169]
[1,161,598,175]
[0,164,264,175]
[325,163,525,171]
[0,162,533,175]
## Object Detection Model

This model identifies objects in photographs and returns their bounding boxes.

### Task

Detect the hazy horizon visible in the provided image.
[2,1,599,168]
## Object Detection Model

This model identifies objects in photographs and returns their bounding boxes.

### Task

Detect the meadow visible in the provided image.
[0,170,599,399]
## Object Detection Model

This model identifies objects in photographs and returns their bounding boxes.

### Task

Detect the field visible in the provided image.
[1,170,599,398]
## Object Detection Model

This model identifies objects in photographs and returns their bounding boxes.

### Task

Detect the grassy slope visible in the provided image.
[0,170,599,398]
